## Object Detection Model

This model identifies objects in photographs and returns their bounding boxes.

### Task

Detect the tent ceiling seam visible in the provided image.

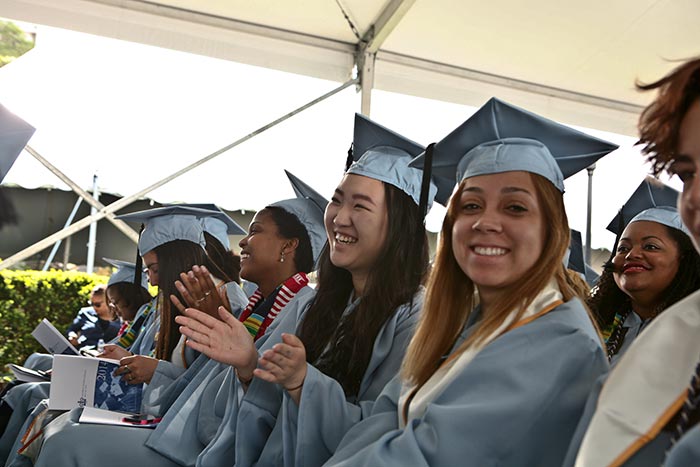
[378,50,645,114]
[87,0,356,54]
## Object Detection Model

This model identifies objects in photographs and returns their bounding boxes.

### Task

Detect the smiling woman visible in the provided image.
[589,199,700,362]
[452,172,546,306]
[564,56,700,467]
[324,98,616,467]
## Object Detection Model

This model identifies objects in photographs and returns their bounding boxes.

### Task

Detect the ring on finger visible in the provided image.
[124,364,130,373]
[203,290,211,297]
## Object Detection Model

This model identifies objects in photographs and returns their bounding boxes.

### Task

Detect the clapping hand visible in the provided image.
[256,333,308,404]
[170,265,230,319]
[175,306,258,378]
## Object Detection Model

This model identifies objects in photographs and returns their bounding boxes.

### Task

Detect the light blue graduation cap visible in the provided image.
[268,171,328,265]
[1,103,35,228]
[347,114,437,210]
[606,177,688,236]
[0,103,34,183]
[104,258,149,289]
[172,203,246,249]
[116,206,212,255]
[410,98,619,200]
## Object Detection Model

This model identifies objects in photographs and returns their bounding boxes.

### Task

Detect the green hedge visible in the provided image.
[0,270,108,377]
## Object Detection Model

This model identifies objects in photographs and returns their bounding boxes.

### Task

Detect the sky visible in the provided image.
[0,21,682,251]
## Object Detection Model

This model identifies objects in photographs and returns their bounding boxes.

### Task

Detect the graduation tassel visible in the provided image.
[418,143,435,222]
[345,143,354,171]
[133,223,145,285]
[603,208,625,272]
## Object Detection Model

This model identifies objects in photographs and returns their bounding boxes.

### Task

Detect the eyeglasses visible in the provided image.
[142,263,159,274]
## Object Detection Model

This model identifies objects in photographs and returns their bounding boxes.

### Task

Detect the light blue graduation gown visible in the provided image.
[0,299,159,466]
[250,289,424,467]
[324,298,608,467]
[665,423,700,466]
[0,382,50,464]
[21,354,54,372]
[562,373,672,467]
[31,286,315,467]
[611,311,652,364]
[564,290,700,467]
[186,286,318,467]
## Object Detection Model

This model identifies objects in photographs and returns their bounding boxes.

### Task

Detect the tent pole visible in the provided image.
[359,52,375,116]
[0,77,358,270]
[86,174,99,273]
[585,164,596,263]
[358,0,415,116]
[25,145,139,243]
[42,196,82,271]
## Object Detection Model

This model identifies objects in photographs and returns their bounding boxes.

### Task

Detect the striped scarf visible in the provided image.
[239,272,308,341]
[602,309,631,360]
[116,298,156,350]
[666,356,700,460]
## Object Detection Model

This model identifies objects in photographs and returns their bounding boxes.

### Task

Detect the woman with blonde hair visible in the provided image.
[325,97,615,466]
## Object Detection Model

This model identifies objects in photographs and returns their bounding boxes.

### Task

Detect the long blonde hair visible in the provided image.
[402,173,585,388]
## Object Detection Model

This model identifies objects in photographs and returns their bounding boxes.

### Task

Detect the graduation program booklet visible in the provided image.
[9,364,50,383]
[31,318,79,355]
[50,354,142,414]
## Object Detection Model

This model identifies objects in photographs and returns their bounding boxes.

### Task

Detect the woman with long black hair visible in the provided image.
[180,115,436,467]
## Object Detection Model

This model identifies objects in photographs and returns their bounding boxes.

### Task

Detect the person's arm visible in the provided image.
[174,306,258,378]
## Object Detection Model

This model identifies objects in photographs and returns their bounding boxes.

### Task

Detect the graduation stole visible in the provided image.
[116,299,156,349]
[602,309,630,360]
[239,272,308,341]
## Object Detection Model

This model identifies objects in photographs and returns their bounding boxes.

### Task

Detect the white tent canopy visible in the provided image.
[0,0,695,268]
[3,0,699,136]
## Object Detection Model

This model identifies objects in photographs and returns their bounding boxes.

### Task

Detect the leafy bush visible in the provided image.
[0,270,107,376]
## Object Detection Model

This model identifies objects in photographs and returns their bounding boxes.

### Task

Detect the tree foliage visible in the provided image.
[0,20,35,68]
[0,270,107,377]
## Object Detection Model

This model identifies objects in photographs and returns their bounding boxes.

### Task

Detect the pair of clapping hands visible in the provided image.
[173,266,309,402]
[102,265,235,385]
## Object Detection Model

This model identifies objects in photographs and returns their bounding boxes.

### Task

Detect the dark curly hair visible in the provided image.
[637,57,700,176]
[588,225,700,331]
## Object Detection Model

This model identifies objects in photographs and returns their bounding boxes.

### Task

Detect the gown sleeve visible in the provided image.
[281,296,422,467]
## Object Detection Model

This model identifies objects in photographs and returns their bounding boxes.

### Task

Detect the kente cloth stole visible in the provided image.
[239,272,308,341]
[116,299,156,349]
[602,310,628,342]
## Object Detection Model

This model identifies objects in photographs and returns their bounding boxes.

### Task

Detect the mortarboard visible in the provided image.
[568,229,586,276]
[172,203,246,249]
[568,229,600,285]
[410,97,619,200]
[606,177,688,236]
[0,103,35,183]
[0,103,35,228]
[347,114,437,210]
[116,206,214,255]
[268,171,329,266]
[104,258,149,289]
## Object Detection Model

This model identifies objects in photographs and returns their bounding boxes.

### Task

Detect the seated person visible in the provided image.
[66,284,120,350]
